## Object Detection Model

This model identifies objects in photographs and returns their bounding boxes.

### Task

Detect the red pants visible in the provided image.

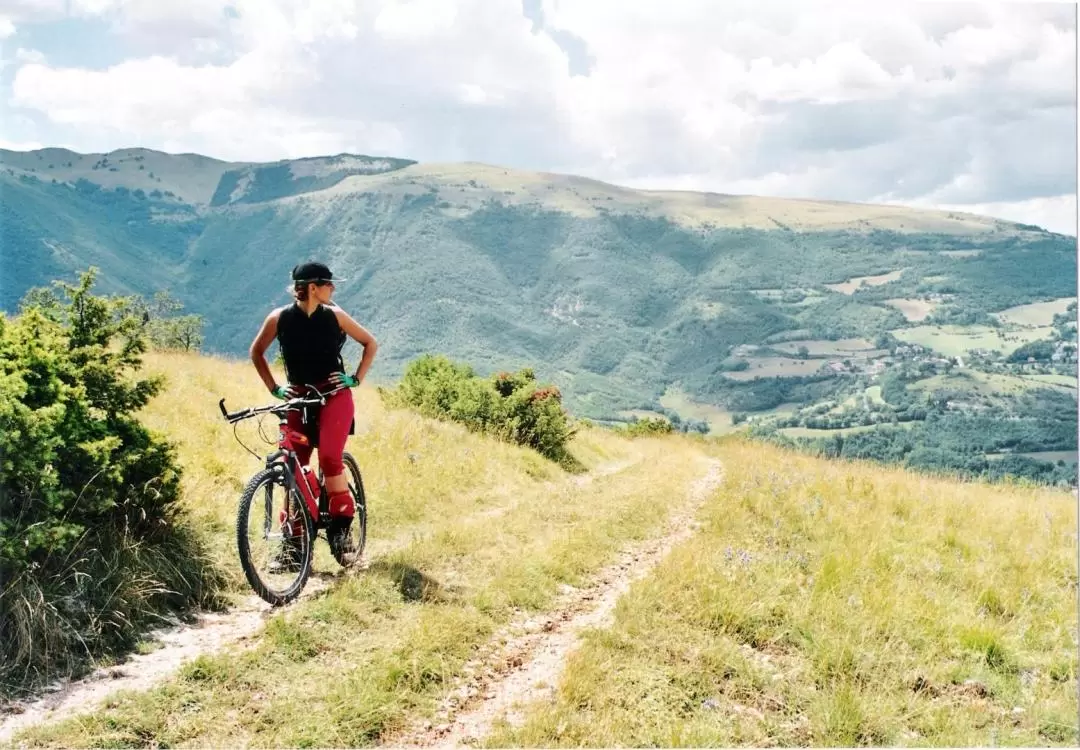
[286,387,354,479]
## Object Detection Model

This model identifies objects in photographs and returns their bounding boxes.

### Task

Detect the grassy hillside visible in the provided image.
[5,350,1076,748]
[0,147,242,204]
[489,439,1079,747]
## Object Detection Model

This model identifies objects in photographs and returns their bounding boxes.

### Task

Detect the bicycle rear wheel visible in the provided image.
[329,452,367,568]
[236,465,314,605]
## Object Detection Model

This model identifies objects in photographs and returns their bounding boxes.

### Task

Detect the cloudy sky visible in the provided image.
[0,0,1076,234]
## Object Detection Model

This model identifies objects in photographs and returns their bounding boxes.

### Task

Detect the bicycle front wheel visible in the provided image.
[236,465,314,605]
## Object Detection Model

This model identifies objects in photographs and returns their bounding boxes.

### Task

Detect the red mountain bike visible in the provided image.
[219,382,367,605]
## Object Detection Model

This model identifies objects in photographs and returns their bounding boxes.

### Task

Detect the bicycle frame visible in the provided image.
[219,382,348,528]
[266,415,324,524]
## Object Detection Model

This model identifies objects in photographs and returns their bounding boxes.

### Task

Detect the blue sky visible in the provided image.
[0,0,1075,234]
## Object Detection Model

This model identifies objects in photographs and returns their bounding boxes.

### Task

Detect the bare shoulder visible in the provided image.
[331,306,377,344]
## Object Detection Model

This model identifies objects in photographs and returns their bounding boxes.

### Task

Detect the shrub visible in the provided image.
[383,354,576,462]
[623,417,674,438]
[128,290,205,352]
[0,269,223,697]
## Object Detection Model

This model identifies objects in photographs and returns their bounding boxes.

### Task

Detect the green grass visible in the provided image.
[985,451,1078,465]
[992,297,1076,327]
[486,437,1079,747]
[771,338,875,356]
[780,422,919,439]
[892,325,1056,358]
[1021,374,1078,389]
[910,370,1072,397]
[723,357,826,380]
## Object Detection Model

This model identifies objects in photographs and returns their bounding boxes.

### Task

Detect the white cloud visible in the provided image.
[0,17,14,38]
[899,194,1077,237]
[373,0,458,41]
[1,0,1075,230]
[0,1,65,23]
[0,135,42,150]
[14,47,44,63]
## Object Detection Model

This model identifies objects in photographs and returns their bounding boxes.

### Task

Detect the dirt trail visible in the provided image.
[391,456,725,748]
[0,455,642,745]
[0,596,263,744]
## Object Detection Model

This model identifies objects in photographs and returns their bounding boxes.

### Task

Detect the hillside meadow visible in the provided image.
[5,350,1076,748]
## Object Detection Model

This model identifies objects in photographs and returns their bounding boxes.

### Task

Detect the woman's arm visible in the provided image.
[333,308,378,385]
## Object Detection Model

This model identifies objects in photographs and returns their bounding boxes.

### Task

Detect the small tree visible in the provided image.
[1,268,221,696]
[129,290,205,352]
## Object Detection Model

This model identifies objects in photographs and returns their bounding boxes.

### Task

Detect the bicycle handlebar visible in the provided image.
[218,382,350,424]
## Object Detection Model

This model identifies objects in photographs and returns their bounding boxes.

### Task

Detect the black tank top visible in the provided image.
[275,303,346,385]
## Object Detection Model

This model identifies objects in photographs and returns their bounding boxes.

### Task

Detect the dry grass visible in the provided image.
[824,270,906,295]
[658,386,737,435]
[1,148,237,204]
[9,353,711,748]
[883,298,938,322]
[313,162,1019,235]
[9,353,1076,748]
[487,437,1078,747]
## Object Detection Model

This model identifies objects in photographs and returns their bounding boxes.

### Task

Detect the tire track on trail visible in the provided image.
[0,453,644,745]
[390,456,725,748]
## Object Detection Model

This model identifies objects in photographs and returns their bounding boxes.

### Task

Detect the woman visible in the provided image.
[249,261,378,552]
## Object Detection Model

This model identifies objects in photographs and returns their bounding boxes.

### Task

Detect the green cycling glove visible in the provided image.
[271,385,290,400]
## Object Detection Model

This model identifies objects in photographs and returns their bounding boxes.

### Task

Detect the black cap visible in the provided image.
[291,261,344,283]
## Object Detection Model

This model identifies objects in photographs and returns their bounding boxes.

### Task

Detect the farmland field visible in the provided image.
[826,385,887,414]
[824,269,904,294]
[780,421,920,439]
[883,297,938,322]
[910,370,1074,397]
[658,386,737,434]
[694,301,728,320]
[992,297,1077,327]
[986,450,1078,464]
[771,338,874,356]
[722,357,827,380]
[891,324,1056,358]
[1022,373,1078,389]
[1022,450,1079,464]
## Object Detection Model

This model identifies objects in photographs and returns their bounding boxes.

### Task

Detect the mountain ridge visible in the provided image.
[1,146,1062,236]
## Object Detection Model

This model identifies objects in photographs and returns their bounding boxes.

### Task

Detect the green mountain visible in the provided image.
[2,148,1075,442]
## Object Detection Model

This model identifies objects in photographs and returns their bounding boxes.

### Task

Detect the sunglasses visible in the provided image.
[312,279,335,287]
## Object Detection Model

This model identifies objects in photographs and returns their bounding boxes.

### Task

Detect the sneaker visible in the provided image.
[328,517,356,556]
